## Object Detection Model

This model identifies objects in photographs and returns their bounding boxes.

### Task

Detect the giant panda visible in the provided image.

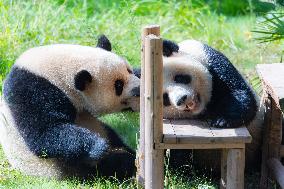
[134,39,264,176]
[0,35,140,180]
[163,39,264,176]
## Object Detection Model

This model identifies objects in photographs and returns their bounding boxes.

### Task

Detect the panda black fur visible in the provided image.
[0,35,140,180]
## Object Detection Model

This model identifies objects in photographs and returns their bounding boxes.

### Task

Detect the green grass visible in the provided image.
[0,0,283,188]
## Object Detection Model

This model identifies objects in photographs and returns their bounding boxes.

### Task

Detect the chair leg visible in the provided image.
[145,149,164,189]
[260,154,268,189]
[226,148,245,189]
[220,149,228,189]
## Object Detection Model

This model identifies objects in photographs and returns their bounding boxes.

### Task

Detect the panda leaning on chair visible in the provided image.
[134,38,264,174]
[0,35,140,180]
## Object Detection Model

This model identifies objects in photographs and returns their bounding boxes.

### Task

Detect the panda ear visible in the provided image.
[96,34,112,51]
[163,39,179,57]
[74,70,92,91]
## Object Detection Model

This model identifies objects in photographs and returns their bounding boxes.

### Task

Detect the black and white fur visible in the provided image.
[134,39,264,174]
[162,39,259,128]
[0,35,140,180]
[163,39,264,174]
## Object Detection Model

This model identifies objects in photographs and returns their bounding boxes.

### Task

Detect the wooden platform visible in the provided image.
[257,63,284,111]
[156,119,252,149]
[257,63,284,189]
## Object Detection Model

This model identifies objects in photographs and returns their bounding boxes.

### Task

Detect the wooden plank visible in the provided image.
[163,119,176,144]
[152,36,163,145]
[280,145,284,157]
[163,119,252,144]
[269,99,282,153]
[226,148,245,189]
[258,64,283,189]
[144,34,164,189]
[267,158,284,189]
[260,96,282,188]
[220,149,228,189]
[155,143,245,150]
[257,63,284,111]
[137,25,160,185]
[260,96,272,189]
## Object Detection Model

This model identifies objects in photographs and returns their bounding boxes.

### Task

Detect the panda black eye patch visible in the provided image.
[115,79,124,96]
[174,74,191,84]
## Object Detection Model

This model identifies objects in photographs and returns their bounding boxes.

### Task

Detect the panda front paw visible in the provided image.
[211,118,231,128]
[96,148,136,180]
[211,117,244,128]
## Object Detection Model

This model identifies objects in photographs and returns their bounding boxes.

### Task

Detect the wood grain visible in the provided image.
[257,64,284,189]
[137,25,160,185]
[144,34,164,189]
[163,119,252,144]
[226,148,245,189]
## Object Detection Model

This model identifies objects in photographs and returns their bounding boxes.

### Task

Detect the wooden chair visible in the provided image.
[257,63,284,189]
[136,25,252,189]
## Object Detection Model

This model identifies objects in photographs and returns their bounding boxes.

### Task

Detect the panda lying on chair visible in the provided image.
[0,35,140,180]
[160,39,261,128]
[134,39,264,175]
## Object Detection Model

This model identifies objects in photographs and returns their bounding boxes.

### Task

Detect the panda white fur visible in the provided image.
[162,39,264,175]
[133,39,264,175]
[0,35,140,180]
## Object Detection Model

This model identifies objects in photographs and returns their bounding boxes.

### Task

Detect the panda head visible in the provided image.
[162,40,212,118]
[74,35,140,116]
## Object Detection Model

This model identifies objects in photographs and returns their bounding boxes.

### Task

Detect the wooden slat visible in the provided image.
[257,63,284,111]
[163,119,252,144]
[220,149,228,189]
[144,34,164,189]
[260,93,272,189]
[226,148,245,189]
[258,64,283,189]
[155,143,245,150]
[267,158,284,189]
[280,145,284,157]
[137,25,160,185]
[163,119,176,144]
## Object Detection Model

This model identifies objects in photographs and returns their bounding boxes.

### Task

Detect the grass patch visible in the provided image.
[0,0,283,188]
[100,112,139,149]
[0,148,139,189]
[0,145,217,189]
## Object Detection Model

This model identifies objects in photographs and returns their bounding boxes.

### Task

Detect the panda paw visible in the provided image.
[95,148,136,180]
[210,118,232,128]
[210,117,244,128]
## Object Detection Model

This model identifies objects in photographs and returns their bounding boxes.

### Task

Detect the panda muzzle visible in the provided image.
[130,86,140,97]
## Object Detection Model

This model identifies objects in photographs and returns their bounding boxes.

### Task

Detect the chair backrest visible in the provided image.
[137,25,162,184]
[143,34,163,145]
[141,26,165,189]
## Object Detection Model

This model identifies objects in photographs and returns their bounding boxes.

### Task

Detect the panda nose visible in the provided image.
[131,86,140,97]
[177,95,188,106]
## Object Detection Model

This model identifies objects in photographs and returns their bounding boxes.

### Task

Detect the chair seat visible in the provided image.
[156,119,252,149]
